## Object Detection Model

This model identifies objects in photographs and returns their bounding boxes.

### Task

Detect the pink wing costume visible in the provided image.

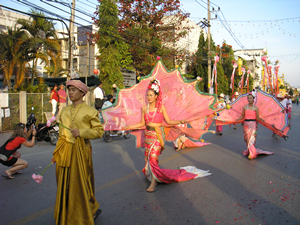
[216,90,290,159]
[101,59,217,185]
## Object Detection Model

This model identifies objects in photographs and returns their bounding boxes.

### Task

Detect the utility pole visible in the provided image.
[69,0,76,78]
[86,36,89,85]
[207,0,211,93]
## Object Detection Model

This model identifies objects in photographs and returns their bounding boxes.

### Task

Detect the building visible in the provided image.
[161,16,206,73]
[234,48,267,88]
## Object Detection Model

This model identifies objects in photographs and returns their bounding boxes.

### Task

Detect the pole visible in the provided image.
[69,0,76,78]
[207,0,211,93]
[86,37,89,85]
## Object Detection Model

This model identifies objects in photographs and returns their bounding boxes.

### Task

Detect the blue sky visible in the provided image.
[1,0,299,87]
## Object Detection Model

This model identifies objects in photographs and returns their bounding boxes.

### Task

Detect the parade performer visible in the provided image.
[216,90,290,159]
[231,92,239,129]
[123,79,212,193]
[287,96,292,119]
[216,93,225,135]
[51,79,104,224]
[235,92,273,159]
[0,123,36,179]
[172,124,210,151]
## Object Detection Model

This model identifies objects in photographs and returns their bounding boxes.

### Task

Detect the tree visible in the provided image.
[117,0,190,77]
[0,28,34,90]
[187,30,206,91]
[95,0,133,94]
[16,9,60,86]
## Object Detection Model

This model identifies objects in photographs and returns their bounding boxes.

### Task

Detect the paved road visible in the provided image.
[0,104,299,225]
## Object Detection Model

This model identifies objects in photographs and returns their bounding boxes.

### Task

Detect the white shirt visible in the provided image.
[281,98,287,107]
[102,101,112,109]
[94,87,104,99]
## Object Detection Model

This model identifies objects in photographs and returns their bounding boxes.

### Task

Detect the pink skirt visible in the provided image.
[242,121,273,159]
[143,127,211,184]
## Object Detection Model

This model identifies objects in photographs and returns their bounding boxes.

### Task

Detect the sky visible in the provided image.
[1,0,299,87]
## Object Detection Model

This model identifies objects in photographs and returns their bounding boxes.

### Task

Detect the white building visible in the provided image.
[161,16,206,73]
[234,47,267,88]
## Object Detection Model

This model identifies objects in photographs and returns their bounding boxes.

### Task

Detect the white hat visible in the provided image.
[234,92,239,96]
[219,93,225,98]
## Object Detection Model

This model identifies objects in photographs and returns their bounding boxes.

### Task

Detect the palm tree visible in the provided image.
[0,28,35,89]
[16,9,61,85]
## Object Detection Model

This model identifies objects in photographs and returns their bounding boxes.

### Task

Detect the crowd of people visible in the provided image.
[1,78,294,224]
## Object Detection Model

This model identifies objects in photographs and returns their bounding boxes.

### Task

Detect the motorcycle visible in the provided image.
[103,130,131,143]
[26,113,59,145]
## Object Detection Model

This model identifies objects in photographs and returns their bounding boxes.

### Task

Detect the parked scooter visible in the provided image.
[103,130,131,143]
[26,113,59,145]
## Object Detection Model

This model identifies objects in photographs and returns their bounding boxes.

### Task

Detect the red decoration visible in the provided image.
[93,69,99,75]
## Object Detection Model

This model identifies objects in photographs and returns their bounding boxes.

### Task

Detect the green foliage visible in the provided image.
[116,0,190,77]
[97,0,133,94]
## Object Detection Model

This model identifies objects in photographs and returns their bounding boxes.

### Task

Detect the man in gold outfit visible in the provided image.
[51,79,104,224]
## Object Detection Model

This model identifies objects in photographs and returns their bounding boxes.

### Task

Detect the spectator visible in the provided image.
[57,83,67,121]
[102,95,113,109]
[1,123,36,179]
[50,84,59,117]
[94,81,105,111]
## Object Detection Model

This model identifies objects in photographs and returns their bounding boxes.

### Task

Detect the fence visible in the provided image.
[0,91,95,132]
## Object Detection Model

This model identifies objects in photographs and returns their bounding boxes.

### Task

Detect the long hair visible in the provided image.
[8,123,26,142]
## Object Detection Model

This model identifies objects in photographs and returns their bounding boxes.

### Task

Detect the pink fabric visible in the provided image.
[244,110,256,120]
[66,80,88,94]
[143,129,197,184]
[184,139,210,148]
[243,121,273,159]
[144,112,163,123]
[216,125,223,132]
[288,107,291,118]
[101,60,218,136]
[216,90,289,138]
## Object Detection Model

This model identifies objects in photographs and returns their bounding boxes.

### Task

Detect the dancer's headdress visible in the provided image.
[148,79,162,112]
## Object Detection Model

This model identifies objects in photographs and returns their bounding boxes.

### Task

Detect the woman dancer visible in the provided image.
[123,79,211,192]
[0,123,36,179]
[236,92,273,159]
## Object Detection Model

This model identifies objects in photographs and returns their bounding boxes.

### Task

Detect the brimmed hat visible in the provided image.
[234,92,239,96]
[219,93,225,98]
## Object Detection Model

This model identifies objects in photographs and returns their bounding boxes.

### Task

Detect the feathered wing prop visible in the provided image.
[215,90,290,138]
[101,59,218,147]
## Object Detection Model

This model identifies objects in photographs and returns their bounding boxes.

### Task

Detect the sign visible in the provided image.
[0,93,9,108]
[122,72,136,87]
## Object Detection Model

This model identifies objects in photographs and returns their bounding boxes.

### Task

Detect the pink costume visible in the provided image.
[143,108,211,184]
[242,110,273,159]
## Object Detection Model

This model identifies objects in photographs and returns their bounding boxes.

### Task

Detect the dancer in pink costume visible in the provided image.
[123,79,212,192]
[236,93,273,159]
[172,124,210,151]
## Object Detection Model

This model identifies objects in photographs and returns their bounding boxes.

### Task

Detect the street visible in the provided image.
[0,104,299,225]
